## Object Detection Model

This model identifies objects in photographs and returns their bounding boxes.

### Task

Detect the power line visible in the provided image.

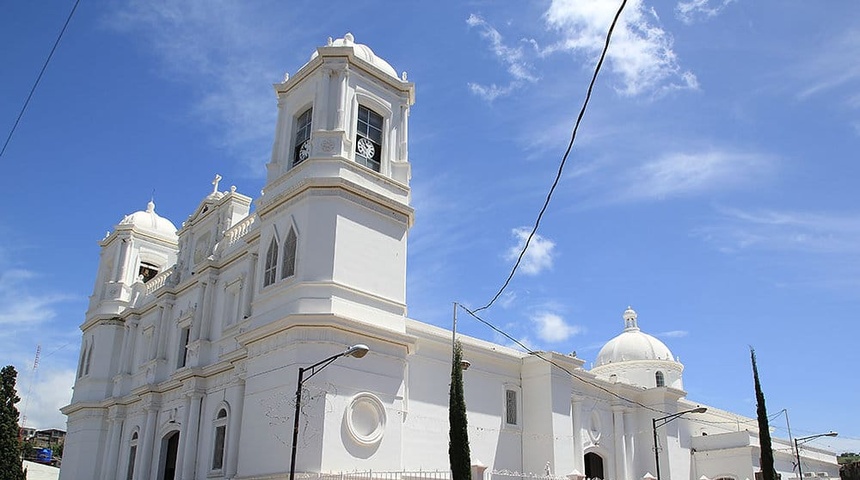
[474,0,628,313]
[0,0,82,160]
[460,303,674,417]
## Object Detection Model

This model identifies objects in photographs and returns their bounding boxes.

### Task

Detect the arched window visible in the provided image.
[263,237,278,287]
[126,431,138,480]
[138,262,159,283]
[293,108,313,166]
[655,371,665,387]
[281,227,297,279]
[355,105,383,172]
[85,340,94,375]
[584,452,605,480]
[77,339,87,378]
[212,407,228,471]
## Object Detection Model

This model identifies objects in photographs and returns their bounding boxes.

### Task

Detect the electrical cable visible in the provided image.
[0,0,82,160]
[474,0,628,313]
[460,303,791,429]
[460,303,674,417]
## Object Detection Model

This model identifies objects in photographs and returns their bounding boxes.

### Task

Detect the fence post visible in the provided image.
[471,460,488,480]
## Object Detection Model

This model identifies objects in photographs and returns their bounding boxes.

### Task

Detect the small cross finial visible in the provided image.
[212,174,222,194]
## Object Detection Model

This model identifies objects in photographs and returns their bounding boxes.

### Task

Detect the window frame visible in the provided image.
[177,327,191,369]
[355,105,384,172]
[292,108,313,166]
[655,371,665,388]
[211,407,229,472]
[263,236,279,287]
[281,227,297,280]
[502,384,522,429]
[126,431,139,480]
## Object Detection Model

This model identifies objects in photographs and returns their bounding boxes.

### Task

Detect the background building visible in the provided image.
[59,35,840,480]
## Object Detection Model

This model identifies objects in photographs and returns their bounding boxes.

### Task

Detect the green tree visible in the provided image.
[751,348,777,480]
[0,365,26,480]
[449,340,471,480]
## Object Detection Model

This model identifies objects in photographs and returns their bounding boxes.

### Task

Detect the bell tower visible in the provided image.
[254,33,415,332]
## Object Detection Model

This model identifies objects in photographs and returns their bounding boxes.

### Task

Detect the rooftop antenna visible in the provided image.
[20,344,40,431]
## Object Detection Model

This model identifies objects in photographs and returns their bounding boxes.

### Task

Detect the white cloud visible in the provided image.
[106,1,282,175]
[543,0,698,96]
[531,312,582,343]
[657,330,689,338]
[505,227,556,275]
[795,30,860,106]
[499,292,517,309]
[0,269,74,327]
[18,368,75,430]
[696,207,860,254]
[466,14,539,101]
[622,150,775,200]
[675,0,736,24]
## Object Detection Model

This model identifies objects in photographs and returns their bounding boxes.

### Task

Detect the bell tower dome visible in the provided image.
[253,33,416,333]
[265,32,415,190]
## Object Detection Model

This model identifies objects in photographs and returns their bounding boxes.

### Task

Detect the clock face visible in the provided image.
[298,140,311,161]
[356,137,375,159]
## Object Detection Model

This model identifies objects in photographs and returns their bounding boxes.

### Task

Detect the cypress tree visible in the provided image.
[751,348,777,480]
[0,365,26,480]
[449,340,472,480]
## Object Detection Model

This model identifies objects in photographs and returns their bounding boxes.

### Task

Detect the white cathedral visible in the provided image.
[60,34,840,480]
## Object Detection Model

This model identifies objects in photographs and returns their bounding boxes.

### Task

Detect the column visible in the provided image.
[335,65,349,130]
[225,377,246,479]
[203,278,218,341]
[124,319,138,374]
[118,323,132,374]
[155,305,167,359]
[317,68,332,131]
[272,95,289,166]
[100,415,122,480]
[138,405,158,480]
[613,406,628,480]
[571,396,584,473]
[180,393,204,480]
[191,283,207,341]
[242,253,257,319]
[116,238,131,283]
[399,104,409,161]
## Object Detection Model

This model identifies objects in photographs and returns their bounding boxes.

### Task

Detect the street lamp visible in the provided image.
[652,407,708,480]
[794,431,837,479]
[289,344,370,480]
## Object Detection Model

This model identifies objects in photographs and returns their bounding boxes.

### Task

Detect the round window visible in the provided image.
[345,393,386,446]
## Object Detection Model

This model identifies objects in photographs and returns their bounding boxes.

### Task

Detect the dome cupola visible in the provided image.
[118,201,178,239]
[591,307,684,390]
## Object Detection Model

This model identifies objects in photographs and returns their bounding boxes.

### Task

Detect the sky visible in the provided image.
[1,0,858,455]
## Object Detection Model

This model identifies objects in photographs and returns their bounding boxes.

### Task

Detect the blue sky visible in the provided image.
[2,0,858,454]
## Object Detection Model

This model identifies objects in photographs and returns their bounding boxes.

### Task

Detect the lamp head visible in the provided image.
[346,344,370,358]
[691,407,708,414]
[460,360,471,371]
[826,431,838,437]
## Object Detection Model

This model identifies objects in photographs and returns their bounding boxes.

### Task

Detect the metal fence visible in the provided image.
[300,471,592,480]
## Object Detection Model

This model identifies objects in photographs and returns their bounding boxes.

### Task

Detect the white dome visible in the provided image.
[119,201,177,238]
[594,307,676,367]
[310,33,399,79]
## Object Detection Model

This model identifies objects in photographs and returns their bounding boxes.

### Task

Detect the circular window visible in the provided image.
[345,393,386,446]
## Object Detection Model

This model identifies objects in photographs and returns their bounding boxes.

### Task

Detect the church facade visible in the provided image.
[59,34,840,480]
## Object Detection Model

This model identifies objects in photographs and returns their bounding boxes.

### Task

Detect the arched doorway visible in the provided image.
[584,452,604,480]
[158,431,180,480]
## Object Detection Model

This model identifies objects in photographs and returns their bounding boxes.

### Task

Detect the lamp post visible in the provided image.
[794,431,837,479]
[652,407,708,480]
[289,344,370,480]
